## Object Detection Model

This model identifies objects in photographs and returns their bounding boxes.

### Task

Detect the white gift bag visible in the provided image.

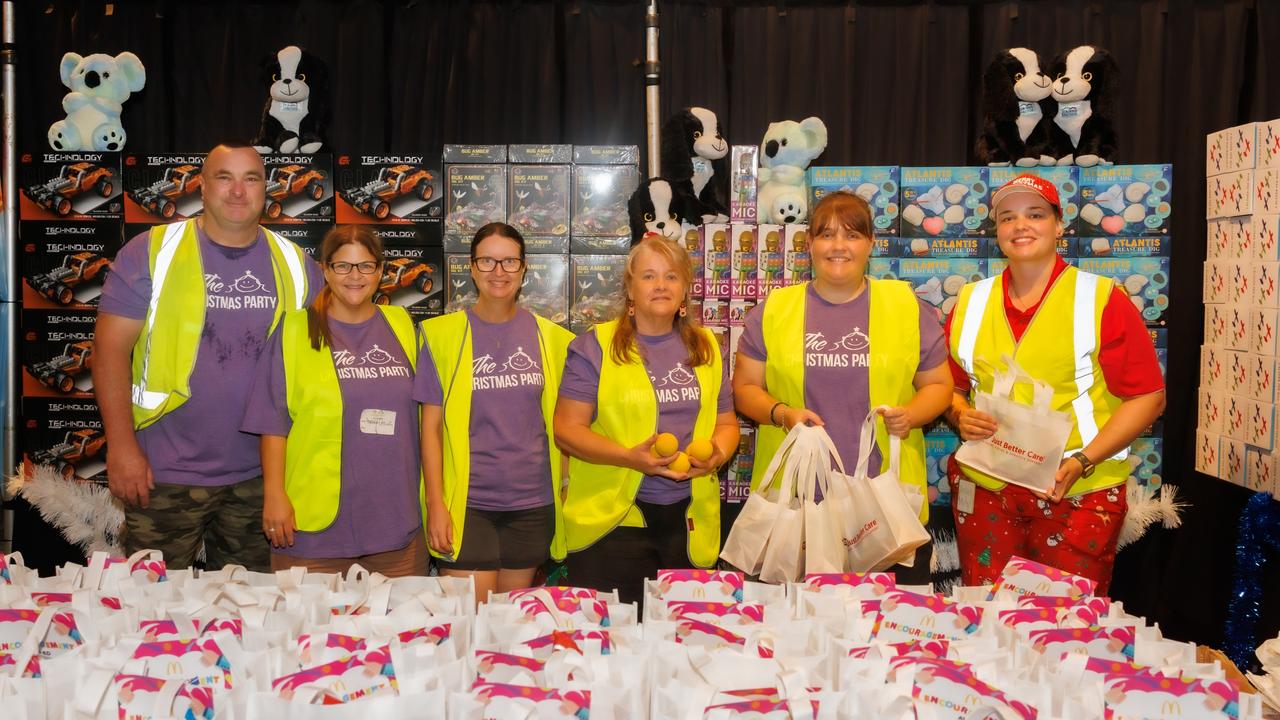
[721,424,809,575]
[954,358,1074,493]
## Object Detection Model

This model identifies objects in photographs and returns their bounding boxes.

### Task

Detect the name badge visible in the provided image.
[956,479,976,515]
[359,409,396,436]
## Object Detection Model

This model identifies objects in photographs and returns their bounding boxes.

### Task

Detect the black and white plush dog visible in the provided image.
[252,45,328,154]
[628,178,697,244]
[661,107,729,223]
[1048,45,1119,167]
[974,48,1056,167]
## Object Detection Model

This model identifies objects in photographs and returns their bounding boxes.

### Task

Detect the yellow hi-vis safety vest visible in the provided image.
[420,310,575,561]
[753,280,930,523]
[949,265,1128,495]
[562,319,723,568]
[279,305,419,531]
[129,220,311,429]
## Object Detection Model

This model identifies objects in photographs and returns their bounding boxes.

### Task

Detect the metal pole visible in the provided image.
[644,0,660,178]
[1,0,16,495]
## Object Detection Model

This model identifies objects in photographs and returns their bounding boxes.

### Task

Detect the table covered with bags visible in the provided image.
[0,548,1271,719]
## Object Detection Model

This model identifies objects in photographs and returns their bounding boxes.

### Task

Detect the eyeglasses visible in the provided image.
[473,256,524,272]
[328,261,380,275]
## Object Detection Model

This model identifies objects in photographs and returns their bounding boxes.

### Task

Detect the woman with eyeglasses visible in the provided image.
[242,225,426,575]
[414,222,575,601]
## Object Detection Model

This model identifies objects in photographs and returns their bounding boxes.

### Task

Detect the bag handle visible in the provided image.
[755,423,811,497]
[992,355,1055,410]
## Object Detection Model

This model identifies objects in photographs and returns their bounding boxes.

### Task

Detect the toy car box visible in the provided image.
[335,153,442,224]
[20,309,97,398]
[123,153,206,224]
[20,151,123,221]
[571,254,626,334]
[445,164,508,243]
[258,154,333,224]
[21,221,122,309]
[808,165,900,236]
[377,239,444,321]
[1079,164,1171,234]
[899,167,991,238]
[21,397,107,483]
[508,164,570,238]
[570,164,639,238]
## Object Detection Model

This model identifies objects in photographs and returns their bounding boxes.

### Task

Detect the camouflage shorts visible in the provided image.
[123,477,270,572]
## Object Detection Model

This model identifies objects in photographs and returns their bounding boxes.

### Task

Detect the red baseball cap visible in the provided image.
[991,174,1062,218]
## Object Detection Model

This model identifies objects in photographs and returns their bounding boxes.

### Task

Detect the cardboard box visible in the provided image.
[728,299,755,375]
[808,166,900,235]
[377,243,444,321]
[1254,214,1280,261]
[783,224,811,285]
[1199,388,1225,434]
[899,167,991,238]
[442,145,506,163]
[1255,167,1280,214]
[570,165,638,238]
[989,165,1080,235]
[1206,170,1252,219]
[1225,393,1250,442]
[508,164,570,238]
[730,224,758,300]
[756,224,785,296]
[21,397,106,483]
[445,254,477,314]
[703,223,732,298]
[254,223,331,256]
[445,164,508,238]
[901,236,987,259]
[868,258,900,281]
[1207,218,1230,260]
[1226,304,1251,351]
[1201,344,1226,391]
[722,424,756,504]
[1229,123,1259,171]
[20,309,97,398]
[1128,436,1163,488]
[1195,429,1221,478]
[259,153,334,224]
[122,152,206,224]
[898,257,986,320]
[1076,257,1170,326]
[334,154,442,224]
[570,255,626,334]
[1222,435,1247,485]
[1225,260,1252,307]
[1227,349,1252,396]
[1250,309,1279,357]
[20,221,122,309]
[1076,236,1168,259]
[571,145,640,165]
[1079,165,1172,233]
[924,427,960,507]
[19,150,123,221]
[1203,261,1227,304]
[1259,119,1280,169]
[1255,261,1280,309]
[681,223,706,299]
[569,235,630,255]
[525,236,570,255]
[508,144,572,164]
[730,146,759,223]
[1149,328,1167,379]
[518,254,570,327]
[1252,353,1279,405]
[1206,129,1232,175]
[1245,447,1276,495]
[1248,399,1276,451]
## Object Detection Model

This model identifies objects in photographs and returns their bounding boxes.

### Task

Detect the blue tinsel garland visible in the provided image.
[1224,491,1280,670]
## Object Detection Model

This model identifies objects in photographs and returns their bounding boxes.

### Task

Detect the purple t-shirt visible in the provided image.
[240,312,421,558]
[98,225,323,486]
[413,309,553,511]
[560,330,733,505]
[738,284,947,474]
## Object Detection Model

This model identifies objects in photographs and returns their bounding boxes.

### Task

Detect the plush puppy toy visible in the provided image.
[1048,45,1119,167]
[757,117,828,225]
[661,107,730,223]
[974,48,1056,167]
[628,178,697,244]
[252,45,329,154]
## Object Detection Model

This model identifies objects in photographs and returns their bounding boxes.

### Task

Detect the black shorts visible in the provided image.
[441,504,555,571]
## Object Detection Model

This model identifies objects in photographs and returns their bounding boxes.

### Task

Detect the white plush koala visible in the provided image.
[757,116,828,224]
[48,51,146,152]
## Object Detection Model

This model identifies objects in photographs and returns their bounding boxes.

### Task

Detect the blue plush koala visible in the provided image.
[48,51,146,152]
[757,116,828,225]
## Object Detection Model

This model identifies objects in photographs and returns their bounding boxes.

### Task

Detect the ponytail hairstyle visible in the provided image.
[609,235,713,368]
[308,225,385,350]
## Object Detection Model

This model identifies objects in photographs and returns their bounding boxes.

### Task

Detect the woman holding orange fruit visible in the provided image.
[554,236,739,604]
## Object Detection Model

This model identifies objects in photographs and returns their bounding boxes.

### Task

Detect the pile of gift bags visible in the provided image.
[0,548,1268,719]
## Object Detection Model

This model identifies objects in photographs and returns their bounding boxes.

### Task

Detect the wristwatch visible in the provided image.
[1070,451,1096,478]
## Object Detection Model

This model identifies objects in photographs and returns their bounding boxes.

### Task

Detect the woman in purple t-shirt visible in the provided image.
[733,191,952,584]
[414,223,575,604]
[242,226,426,577]
[555,237,740,605]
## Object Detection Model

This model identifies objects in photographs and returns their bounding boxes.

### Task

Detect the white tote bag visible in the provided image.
[798,430,846,577]
[954,357,1074,493]
[810,411,930,573]
[721,424,809,576]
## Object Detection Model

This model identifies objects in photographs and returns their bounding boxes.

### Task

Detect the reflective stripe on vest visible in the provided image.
[562,319,722,567]
[130,220,311,428]
[950,266,1128,494]
[281,305,419,531]
[420,310,574,561]
[752,280,930,523]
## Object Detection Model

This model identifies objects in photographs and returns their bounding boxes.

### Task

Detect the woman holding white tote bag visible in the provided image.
[732,191,953,584]
[944,174,1166,594]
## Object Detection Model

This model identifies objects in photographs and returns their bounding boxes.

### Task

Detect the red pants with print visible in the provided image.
[947,456,1126,595]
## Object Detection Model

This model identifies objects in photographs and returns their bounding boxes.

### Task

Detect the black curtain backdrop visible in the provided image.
[15,0,1280,657]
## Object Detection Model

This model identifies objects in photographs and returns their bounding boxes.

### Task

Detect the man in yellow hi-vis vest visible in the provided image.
[93,142,322,571]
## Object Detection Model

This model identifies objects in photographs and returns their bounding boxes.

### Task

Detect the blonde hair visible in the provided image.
[610,236,713,367]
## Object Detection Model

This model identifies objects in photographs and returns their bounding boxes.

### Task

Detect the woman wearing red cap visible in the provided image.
[944,174,1165,593]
